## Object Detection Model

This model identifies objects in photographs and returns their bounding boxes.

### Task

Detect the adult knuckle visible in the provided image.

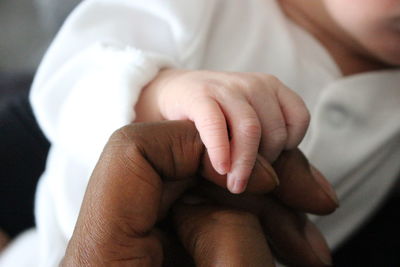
[109,125,133,144]
[106,127,140,159]
[109,124,147,147]
[108,128,161,190]
[112,124,145,146]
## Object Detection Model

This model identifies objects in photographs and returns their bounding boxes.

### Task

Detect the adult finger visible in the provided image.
[200,148,338,215]
[152,229,194,267]
[273,149,339,215]
[196,149,338,265]
[194,185,332,266]
[219,96,262,194]
[201,151,279,193]
[62,121,205,266]
[259,198,332,266]
[173,202,276,267]
[189,96,231,175]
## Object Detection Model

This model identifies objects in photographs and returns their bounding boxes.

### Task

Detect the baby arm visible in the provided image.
[135,69,310,194]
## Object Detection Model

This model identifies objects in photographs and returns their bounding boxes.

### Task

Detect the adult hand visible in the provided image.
[61,121,337,266]
[181,146,338,266]
[61,121,276,266]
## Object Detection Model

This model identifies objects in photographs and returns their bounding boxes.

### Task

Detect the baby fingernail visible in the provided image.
[304,220,333,266]
[310,166,339,206]
[227,175,246,194]
[216,162,229,175]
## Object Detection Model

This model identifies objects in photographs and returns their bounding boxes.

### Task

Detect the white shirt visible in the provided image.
[1,0,400,266]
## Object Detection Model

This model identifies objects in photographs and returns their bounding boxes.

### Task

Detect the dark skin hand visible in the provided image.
[0,230,9,252]
[61,121,337,266]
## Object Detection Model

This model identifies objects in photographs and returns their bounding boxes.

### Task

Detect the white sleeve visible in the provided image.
[30,0,213,167]
[27,1,217,266]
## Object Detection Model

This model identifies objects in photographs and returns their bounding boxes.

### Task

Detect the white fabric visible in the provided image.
[0,229,38,267]
[1,0,400,266]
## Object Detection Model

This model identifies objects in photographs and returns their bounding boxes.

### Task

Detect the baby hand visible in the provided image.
[140,69,310,194]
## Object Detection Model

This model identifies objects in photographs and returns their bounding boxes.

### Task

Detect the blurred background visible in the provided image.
[0,0,81,244]
[0,0,80,72]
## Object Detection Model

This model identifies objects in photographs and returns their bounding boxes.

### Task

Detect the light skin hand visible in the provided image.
[136,69,310,194]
